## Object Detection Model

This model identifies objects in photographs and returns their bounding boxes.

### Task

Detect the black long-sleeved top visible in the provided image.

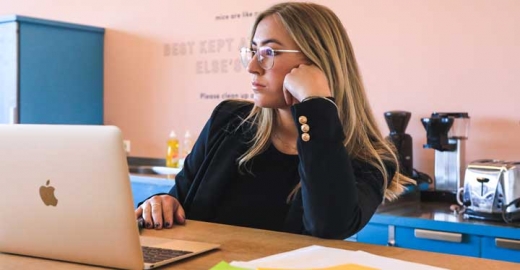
[212,142,300,232]
[169,98,393,239]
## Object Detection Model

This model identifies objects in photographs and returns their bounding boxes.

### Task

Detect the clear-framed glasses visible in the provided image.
[239,46,301,70]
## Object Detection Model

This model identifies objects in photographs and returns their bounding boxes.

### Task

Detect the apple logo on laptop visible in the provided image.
[40,179,58,206]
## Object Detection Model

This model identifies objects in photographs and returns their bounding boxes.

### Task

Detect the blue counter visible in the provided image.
[356,201,520,263]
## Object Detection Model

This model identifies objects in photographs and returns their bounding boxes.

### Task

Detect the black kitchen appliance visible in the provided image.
[384,111,414,178]
[383,111,432,198]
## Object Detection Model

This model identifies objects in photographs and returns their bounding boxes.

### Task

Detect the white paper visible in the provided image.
[230,245,448,270]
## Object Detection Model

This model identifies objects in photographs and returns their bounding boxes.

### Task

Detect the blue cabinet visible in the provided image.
[395,227,481,257]
[481,236,520,263]
[356,223,389,246]
[0,15,104,124]
[356,206,520,263]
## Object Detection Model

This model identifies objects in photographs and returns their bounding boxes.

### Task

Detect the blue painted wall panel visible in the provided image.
[16,17,104,124]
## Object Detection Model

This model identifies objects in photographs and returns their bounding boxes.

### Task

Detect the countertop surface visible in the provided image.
[129,172,520,236]
[373,197,520,238]
[2,220,518,270]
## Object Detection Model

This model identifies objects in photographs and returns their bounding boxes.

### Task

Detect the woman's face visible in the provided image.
[247,15,307,108]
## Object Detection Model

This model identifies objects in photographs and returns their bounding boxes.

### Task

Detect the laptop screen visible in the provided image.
[0,124,144,269]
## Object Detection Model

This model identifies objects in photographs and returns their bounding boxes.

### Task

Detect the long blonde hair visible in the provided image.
[238,2,414,201]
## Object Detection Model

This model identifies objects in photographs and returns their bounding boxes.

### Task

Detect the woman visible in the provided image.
[136,2,413,239]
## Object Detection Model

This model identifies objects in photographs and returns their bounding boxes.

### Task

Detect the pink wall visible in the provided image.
[1,0,519,178]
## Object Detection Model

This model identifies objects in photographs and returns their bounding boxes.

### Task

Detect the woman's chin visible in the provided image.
[252,96,267,107]
[253,100,289,109]
[253,97,272,108]
[253,101,268,108]
[252,94,290,109]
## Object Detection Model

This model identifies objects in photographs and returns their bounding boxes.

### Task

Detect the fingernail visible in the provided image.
[146,222,152,228]
[155,223,161,228]
[164,222,170,228]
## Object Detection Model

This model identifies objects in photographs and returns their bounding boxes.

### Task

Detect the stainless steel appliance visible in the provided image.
[421,112,470,202]
[461,160,520,222]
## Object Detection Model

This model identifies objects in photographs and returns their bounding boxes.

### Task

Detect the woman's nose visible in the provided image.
[246,54,263,75]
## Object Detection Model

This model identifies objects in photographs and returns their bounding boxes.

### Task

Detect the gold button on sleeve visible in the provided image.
[301,124,310,133]
[301,133,310,142]
[298,116,307,124]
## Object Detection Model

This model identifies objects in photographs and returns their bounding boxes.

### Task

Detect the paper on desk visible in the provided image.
[210,261,250,270]
[230,245,448,270]
[210,261,374,270]
[259,263,377,270]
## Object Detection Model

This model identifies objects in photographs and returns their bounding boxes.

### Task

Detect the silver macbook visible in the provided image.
[0,124,219,269]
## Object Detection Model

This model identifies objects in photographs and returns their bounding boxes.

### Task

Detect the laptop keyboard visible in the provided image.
[142,246,193,264]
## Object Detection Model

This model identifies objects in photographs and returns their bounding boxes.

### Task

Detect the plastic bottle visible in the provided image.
[166,130,179,168]
[182,130,193,158]
[178,130,193,168]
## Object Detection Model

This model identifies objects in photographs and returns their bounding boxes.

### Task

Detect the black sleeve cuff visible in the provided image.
[291,98,345,143]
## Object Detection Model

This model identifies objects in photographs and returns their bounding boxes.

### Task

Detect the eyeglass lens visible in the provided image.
[239,47,275,70]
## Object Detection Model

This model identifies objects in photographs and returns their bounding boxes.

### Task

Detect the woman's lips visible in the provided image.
[252,82,266,91]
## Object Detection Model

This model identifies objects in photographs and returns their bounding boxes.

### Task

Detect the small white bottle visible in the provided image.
[182,130,193,158]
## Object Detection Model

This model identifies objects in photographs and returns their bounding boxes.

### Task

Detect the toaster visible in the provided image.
[462,159,520,222]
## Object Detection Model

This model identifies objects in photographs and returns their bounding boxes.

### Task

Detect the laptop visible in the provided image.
[0,124,219,269]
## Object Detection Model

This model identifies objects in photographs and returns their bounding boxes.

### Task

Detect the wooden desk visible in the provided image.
[1,220,518,269]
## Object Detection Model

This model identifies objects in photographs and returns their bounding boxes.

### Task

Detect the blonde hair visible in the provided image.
[238,2,414,201]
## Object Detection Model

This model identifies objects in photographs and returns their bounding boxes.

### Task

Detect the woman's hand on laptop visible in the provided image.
[135,195,186,229]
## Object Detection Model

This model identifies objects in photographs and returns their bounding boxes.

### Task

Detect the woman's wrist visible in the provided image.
[300,96,338,110]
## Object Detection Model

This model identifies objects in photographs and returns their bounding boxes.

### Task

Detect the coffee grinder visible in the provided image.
[384,111,413,178]
[421,112,470,202]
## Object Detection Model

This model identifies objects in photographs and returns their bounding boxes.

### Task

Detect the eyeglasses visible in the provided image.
[239,46,301,70]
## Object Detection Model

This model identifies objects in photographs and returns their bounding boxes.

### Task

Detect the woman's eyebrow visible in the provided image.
[252,38,284,47]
